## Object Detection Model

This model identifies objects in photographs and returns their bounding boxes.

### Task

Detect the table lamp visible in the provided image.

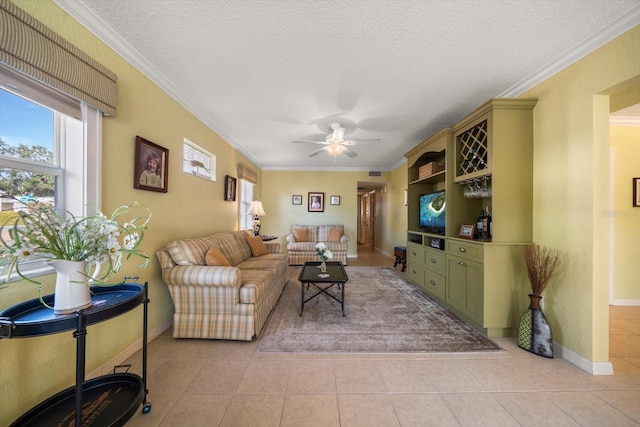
[248,200,266,236]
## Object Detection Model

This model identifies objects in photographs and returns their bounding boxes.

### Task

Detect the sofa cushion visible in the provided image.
[237,253,287,278]
[328,228,343,242]
[293,228,309,242]
[245,236,268,256]
[166,235,218,265]
[286,241,348,252]
[293,224,318,242]
[205,247,231,266]
[239,269,275,304]
[318,225,344,242]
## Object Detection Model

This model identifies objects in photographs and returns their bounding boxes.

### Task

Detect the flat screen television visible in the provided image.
[419,190,446,235]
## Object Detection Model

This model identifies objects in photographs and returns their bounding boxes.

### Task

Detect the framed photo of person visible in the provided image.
[292,194,303,205]
[308,192,324,212]
[224,175,236,201]
[134,136,169,193]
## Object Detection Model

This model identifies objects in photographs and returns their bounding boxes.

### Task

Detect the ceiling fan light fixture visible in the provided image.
[326,143,346,157]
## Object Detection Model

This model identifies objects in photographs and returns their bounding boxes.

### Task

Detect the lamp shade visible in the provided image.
[248,200,266,216]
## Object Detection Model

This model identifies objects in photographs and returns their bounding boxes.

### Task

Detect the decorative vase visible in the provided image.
[46,259,92,315]
[319,260,327,273]
[517,294,553,358]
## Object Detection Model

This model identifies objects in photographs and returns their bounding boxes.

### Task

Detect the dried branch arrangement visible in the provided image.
[524,243,565,296]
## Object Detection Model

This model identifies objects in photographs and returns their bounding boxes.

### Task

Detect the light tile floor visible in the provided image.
[126,247,640,426]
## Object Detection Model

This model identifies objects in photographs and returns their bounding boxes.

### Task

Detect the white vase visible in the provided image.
[46,259,92,315]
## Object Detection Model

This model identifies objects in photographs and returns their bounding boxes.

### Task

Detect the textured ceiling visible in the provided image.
[55,0,640,171]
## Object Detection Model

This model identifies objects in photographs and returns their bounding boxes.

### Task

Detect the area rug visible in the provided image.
[257,267,503,353]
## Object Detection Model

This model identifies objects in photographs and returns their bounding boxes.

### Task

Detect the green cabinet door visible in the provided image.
[446,255,483,325]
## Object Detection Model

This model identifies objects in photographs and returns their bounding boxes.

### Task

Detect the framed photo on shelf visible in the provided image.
[634,178,640,207]
[292,195,303,205]
[458,224,475,240]
[308,192,324,212]
[134,136,168,193]
[224,175,236,201]
[330,195,341,205]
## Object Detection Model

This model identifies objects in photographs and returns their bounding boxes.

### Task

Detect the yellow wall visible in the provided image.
[0,1,259,424]
[521,24,640,363]
[261,170,391,258]
[610,125,640,301]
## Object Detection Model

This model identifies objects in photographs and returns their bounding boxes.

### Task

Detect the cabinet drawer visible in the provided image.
[423,270,446,300]
[407,244,425,265]
[406,262,425,287]
[447,240,483,263]
[423,248,446,276]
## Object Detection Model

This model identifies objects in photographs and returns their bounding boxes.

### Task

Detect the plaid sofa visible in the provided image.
[156,231,288,341]
[285,224,349,265]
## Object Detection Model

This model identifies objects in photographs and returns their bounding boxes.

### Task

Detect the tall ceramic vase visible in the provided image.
[46,259,92,315]
[517,294,553,358]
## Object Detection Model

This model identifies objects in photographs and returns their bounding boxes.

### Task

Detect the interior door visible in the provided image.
[364,190,376,247]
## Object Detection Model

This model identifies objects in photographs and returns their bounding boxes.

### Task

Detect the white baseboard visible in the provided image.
[87,319,173,379]
[611,299,640,306]
[554,341,614,375]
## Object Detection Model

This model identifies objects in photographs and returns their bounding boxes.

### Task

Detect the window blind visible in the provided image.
[238,164,257,184]
[0,0,118,116]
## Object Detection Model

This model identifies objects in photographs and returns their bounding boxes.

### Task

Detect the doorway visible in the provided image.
[356,182,385,254]
[608,100,640,368]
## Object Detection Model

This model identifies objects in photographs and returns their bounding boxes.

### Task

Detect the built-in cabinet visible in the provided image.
[405,98,536,337]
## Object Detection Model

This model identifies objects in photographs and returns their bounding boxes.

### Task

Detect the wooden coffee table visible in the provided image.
[298,261,349,316]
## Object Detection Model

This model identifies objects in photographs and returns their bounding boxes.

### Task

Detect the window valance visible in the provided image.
[0,0,118,116]
[238,164,257,184]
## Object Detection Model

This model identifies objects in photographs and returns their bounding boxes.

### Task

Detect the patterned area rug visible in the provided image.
[257,267,503,353]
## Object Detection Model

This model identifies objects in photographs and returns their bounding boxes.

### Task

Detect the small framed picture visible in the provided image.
[292,194,303,205]
[458,224,475,240]
[634,178,640,207]
[330,195,341,205]
[308,192,324,212]
[134,136,168,193]
[224,175,236,201]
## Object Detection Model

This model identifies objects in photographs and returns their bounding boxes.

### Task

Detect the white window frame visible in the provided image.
[239,179,255,230]
[183,138,216,181]
[0,85,101,282]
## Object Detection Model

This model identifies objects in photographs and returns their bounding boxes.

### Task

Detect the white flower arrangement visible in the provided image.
[315,242,333,262]
[0,199,151,292]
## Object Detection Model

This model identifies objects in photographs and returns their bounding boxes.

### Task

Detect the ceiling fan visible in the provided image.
[292,123,381,158]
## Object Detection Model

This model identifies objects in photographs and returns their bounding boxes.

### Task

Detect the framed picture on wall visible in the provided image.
[292,194,303,205]
[134,136,169,193]
[224,175,236,201]
[308,192,324,212]
[634,178,640,207]
[330,195,340,205]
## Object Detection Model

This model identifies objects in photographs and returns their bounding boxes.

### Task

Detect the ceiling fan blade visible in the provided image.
[292,140,328,145]
[345,138,382,145]
[343,146,358,157]
[309,148,327,157]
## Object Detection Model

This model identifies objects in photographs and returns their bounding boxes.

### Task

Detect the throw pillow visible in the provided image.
[328,228,343,242]
[246,236,269,257]
[205,247,231,266]
[293,228,309,242]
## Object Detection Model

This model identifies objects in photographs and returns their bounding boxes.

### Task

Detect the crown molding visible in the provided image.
[610,116,640,127]
[499,6,640,98]
[52,0,262,164]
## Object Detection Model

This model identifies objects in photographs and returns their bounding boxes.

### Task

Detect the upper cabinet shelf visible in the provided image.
[453,98,537,184]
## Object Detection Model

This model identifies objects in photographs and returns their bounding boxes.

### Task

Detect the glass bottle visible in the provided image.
[482,207,492,240]
[476,210,484,240]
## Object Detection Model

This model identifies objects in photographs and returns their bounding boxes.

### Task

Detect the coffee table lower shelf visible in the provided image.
[12,373,144,427]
